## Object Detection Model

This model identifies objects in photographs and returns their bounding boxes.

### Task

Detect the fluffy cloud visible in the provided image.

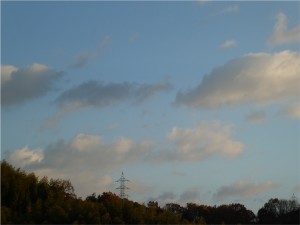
[246,111,266,124]
[6,120,244,196]
[72,36,112,68]
[7,146,43,168]
[267,12,300,47]
[219,39,237,50]
[214,180,279,201]
[5,134,154,197]
[1,63,63,106]
[175,51,299,109]
[148,121,244,162]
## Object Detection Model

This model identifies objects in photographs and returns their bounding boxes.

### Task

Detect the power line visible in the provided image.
[116,171,130,199]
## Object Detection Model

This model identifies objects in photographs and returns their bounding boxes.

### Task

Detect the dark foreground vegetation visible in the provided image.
[1,161,299,224]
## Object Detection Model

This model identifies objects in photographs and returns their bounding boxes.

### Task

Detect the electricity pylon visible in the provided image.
[116,171,130,199]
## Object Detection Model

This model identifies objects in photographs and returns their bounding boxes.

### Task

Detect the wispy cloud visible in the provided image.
[219,39,238,50]
[1,63,63,106]
[171,171,186,177]
[43,80,172,128]
[292,184,300,193]
[179,187,200,203]
[267,12,300,47]
[175,51,299,110]
[246,111,267,124]
[281,104,300,119]
[129,32,139,43]
[72,36,112,68]
[214,5,239,15]
[214,180,279,201]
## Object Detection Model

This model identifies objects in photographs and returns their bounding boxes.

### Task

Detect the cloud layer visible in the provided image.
[6,121,243,197]
[1,63,63,106]
[55,80,172,110]
[214,180,279,201]
[43,80,172,128]
[6,134,154,197]
[175,51,299,109]
[267,12,300,47]
[148,121,244,162]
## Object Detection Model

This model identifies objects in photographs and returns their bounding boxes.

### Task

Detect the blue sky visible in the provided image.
[1,1,300,213]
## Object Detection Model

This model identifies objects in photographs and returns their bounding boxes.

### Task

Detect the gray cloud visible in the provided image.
[175,51,299,110]
[149,191,177,204]
[6,121,244,197]
[214,180,279,201]
[179,188,200,202]
[280,104,300,119]
[56,80,172,110]
[246,111,267,124]
[44,80,172,128]
[1,63,63,106]
[72,36,112,68]
[134,82,173,104]
[55,81,133,109]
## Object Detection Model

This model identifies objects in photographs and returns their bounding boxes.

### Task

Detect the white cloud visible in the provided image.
[1,65,18,83]
[148,121,244,162]
[6,122,244,197]
[7,146,43,167]
[246,111,267,124]
[175,51,300,109]
[6,134,154,197]
[267,12,300,47]
[219,39,237,50]
[1,63,63,106]
[214,180,279,201]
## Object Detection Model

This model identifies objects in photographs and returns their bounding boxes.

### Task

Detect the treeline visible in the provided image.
[1,161,299,224]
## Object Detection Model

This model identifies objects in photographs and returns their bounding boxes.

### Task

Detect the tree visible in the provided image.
[257,198,300,224]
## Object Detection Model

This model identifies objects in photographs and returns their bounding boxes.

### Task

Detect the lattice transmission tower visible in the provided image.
[116,172,130,199]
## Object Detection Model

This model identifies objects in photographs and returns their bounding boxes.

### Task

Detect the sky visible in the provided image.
[1,1,300,213]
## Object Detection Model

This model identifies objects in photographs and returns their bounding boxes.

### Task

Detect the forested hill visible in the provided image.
[1,161,299,224]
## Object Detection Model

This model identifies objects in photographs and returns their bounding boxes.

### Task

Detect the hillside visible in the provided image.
[1,161,299,224]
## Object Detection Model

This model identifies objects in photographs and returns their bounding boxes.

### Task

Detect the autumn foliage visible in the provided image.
[1,161,299,224]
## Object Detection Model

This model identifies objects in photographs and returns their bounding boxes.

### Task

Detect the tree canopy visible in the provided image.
[1,161,299,224]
